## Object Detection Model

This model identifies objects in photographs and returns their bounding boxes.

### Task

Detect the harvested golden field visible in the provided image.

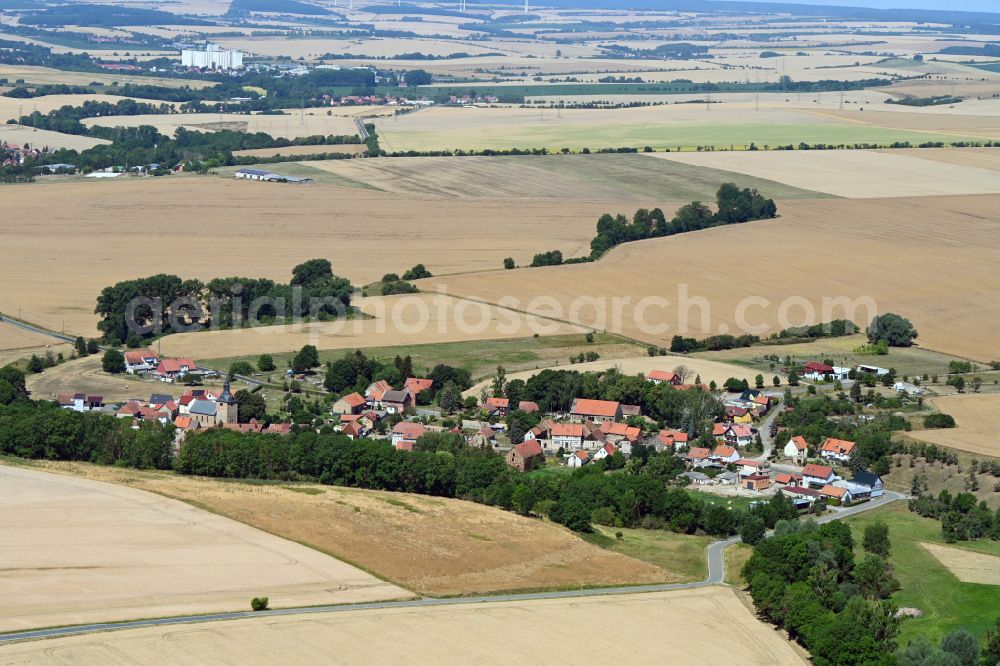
[0,63,214,88]
[0,325,71,368]
[25,355,153,403]
[910,394,1000,458]
[0,93,178,124]
[0,587,806,665]
[422,195,1000,362]
[804,108,1000,141]
[880,147,1000,172]
[297,153,827,200]
[0,123,108,151]
[647,149,1000,198]
[157,293,582,359]
[15,460,670,596]
[82,111,358,140]
[922,542,1000,586]
[0,463,409,633]
[464,355,771,398]
[0,177,625,335]
[232,144,367,158]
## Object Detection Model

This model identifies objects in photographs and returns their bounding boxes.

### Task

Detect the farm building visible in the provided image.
[234,168,311,184]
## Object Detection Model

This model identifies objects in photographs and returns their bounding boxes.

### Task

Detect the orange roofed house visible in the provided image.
[332,392,366,415]
[570,398,622,425]
[403,377,434,396]
[506,440,544,472]
[646,370,682,386]
[819,438,856,464]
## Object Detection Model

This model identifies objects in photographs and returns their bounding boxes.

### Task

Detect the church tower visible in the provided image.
[217,378,238,425]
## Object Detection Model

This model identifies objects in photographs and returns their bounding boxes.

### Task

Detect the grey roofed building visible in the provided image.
[381,389,410,403]
[680,471,709,482]
[150,393,174,405]
[189,400,217,416]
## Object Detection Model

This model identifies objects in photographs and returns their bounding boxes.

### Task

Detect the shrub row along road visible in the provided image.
[0,490,904,644]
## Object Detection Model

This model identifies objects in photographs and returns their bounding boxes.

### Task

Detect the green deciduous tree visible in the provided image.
[102,349,125,374]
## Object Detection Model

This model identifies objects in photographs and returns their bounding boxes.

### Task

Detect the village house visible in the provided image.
[506,440,543,472]
[57,393,103,412]
[742,474,771,492]
[680,470,711,485]
[782,485,822,505]
[646,370,682,386]
[567,449,590,468]
[783,435,809,463]
[802,463,838,488]
[365,380,393,404]
[485,397,509,418]
[736,458,769,477]
[821,485,852,505]
[123,349,159,374]
[775,472,803,486]
[592,443,618,461]
[802,361,835,381]
[602,422,641,448]
[340,421,363,440]
[518,400,540,413]
[710,444,740,464]
[403,377,433,397]
[468,424,497,448]
[725,405,754,424]
[712,422,729,441]
[819,437,856,464]
[685,447,711,465]
[381,389,413,414]
[391,422,425,451]
[851,469,884,498]
[570,398,622,425]
[332,392,366,415]
[657,429,689,451]
[155,357,197,380]
[724,424,755,448]
[549,423,588,452]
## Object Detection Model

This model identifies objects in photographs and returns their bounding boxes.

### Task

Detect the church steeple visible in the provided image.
[216,378,238,425]
[219,377,236,405]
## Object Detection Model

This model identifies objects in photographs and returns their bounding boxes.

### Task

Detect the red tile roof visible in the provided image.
[393,422,426,439]
[514,440,543,458]
[820,438,856,455]
[486,397,509,409]
[712,445,737,458]
[790,435,808,451]
[803,464,835,479]
[686,447,711,460]
[340,392,366,408]
[571,398,620,417]
[775,473,802,484]
[821,484,847,498]
[551,423,586,438]
[404,377,433,394]
[647,370,679,383]
[518,401,540,413]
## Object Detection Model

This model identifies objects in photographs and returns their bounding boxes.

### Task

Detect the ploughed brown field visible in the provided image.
[0,587,806,665]
[421,194,1000,362]
[0,177,646,336]
[13,461,673,597]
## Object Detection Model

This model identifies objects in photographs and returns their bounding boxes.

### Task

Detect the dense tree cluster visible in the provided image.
[867,313,919,348]
[94,260,353,344]
[910,490,1000,543]
[743,520,902,666]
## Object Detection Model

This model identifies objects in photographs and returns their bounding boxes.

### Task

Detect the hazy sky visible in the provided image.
[730,0,997,11]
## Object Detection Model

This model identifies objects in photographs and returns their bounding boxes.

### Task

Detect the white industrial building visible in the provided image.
[181,44,244,70]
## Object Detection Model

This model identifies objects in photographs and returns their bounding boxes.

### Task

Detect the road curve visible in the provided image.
[0,490,904,644]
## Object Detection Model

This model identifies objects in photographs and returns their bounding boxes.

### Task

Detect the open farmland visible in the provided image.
[11,460,673,596]
[922,543,1000,586]
[882,147,1000,172]
[0,324,71,368]
[909,394,1000,458]
[82,111,359,140]
[0,93,179,123]
[0,587,806,665]
[0,463,409,633]
[231,144,367,158]
[0,177,634,335]
[293,153,828,200]
[463,356,771,399]
[373,104,983,152]
[0,63,215,89]
[157,293,584,360]
[422,194,1000,363]
[0,123,108,151]
[647,149,1000,198]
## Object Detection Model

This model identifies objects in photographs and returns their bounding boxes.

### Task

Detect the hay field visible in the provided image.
[232,144,367,158]
[464,355,771,398]
[0,64,214,89]
[804,108,1000,141]
[157,293,583,360]
[373,104,980,152]
[646,150,1000,198]
[0,587,806,665]
[0,325,71,368]
[15,460,671,596]
[922,543,1000,586]
[909,394,1000,458]
[82,111,359,140]
[0,123,108,150]
[299,153,828,200]
[0,94,178,123]
[0,463,409,633]
[423,195,1000,362]
[880,147,1000,172]
[0,178,622,335]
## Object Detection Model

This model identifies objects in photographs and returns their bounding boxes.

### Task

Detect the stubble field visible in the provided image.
[11,460,674,596]
[422,194,1000,362]
[909,394,1000,457]
[0,177,630,335]
[0,325,71,368]
[0,463,410,633]
[82,111,359,140]
[921,543,1000,585]
[0,587,806,665]
[647,148,1000,198]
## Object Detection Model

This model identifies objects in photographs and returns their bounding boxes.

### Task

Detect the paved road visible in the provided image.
[0,490,904,645]
[0,315,77,345]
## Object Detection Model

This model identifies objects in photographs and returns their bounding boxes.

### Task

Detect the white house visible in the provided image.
[567,450,590,468]
[818,437,856,464]
[57,393,103,412]
[783,435,809,462]
[592,443,618,461]
[550,423,588,452]
[894,381,925,396]
[850,469,885,498]
[124,349,159,374]
[802,464,838,488]
[857,364,890,377]
[710,445,740,464]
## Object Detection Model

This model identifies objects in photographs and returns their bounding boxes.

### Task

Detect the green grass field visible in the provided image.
[583,525,714,582]
[203,332,645,382]
[376,121,981,153]
[843,502,1000,646]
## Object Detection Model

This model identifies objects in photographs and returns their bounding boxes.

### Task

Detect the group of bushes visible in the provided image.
[910,490,1000,543]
